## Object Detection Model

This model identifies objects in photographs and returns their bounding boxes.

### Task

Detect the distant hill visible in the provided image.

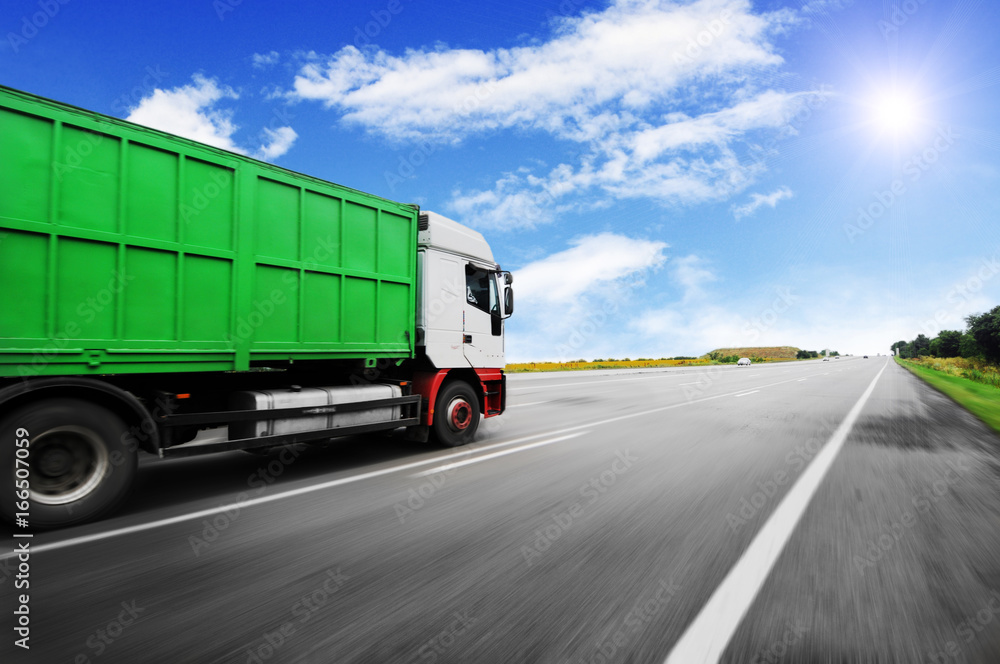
[704,346,800,360]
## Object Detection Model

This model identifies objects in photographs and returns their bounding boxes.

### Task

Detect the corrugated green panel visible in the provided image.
[343,277,376,342]
[379,282,409,344]
[0,230,48,338]
[256,177,299,261]
[302,271,341,343]
[0,108,52,224]
[251,265,298,343]
[58,126,120,234]
[379,211,412,278]
[184,158,234,250]
[182,255,232,342]
[0,85,418,377]
[302,190,340,268]
[56,238,118,340]
[127,143,178,242]
[343,202,377,273]
[124,247,176,341]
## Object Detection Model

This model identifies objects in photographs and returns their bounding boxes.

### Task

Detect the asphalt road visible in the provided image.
[3,357,1000,663]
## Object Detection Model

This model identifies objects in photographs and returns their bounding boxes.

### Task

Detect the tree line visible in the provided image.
[892,305,1000,363]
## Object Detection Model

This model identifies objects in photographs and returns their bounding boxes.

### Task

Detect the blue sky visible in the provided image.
[4,0,999,361]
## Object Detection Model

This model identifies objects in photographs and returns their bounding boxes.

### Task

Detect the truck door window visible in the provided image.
[465,265,496,315]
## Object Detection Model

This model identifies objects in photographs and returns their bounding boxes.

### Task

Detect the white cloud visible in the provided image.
[254,125,298,160]
[672,254,717,301]
[126,74,297,161]
[731,186,793,219]
[253,51,281,68]
[288,0,826,228]
[516,233,668,304]
[127,74,243,152]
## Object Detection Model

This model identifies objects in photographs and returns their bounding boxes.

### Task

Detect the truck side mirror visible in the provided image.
[504,287,514,317]
[504,271,513,285]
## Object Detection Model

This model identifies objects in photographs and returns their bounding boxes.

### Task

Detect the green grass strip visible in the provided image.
[896,357,1000,435]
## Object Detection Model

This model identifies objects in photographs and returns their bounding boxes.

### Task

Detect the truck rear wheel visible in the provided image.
[432,381,480,447]
[1,398,137,528]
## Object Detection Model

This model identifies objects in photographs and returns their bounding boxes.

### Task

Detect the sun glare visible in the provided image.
[871,90,921,136]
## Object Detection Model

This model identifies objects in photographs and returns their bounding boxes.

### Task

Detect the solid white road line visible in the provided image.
[413,432,586,476]
[663,361,888,664]
[734,391,759,397]
[12,364,878,559]
[0,429,588,559]
[507,401,551,408]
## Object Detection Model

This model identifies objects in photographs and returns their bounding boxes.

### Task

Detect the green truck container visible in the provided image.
[0,86,513,528]
[0,84,417,378]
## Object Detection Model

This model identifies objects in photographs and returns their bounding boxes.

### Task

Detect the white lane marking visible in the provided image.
[509,374,691,391]
[663,362,888,664]
[12,368,847,559]
[678,382,702,386]
[734,391,759,397]
[413,432,586,477]
[797,378,807,382]
[508,401,550,408]
[0,428,587,559]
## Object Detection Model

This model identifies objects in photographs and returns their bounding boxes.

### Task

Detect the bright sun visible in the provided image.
[871,90,921,136]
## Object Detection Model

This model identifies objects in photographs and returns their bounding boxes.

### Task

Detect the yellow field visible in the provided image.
[506,358,711,373]
[705,346,801,359]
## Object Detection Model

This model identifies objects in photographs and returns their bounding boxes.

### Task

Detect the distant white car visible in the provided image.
[737,358,751,366]
[822,357,829,361]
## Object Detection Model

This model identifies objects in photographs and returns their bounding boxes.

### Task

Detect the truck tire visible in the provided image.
[432,381,480,447]
[1,398,137,528]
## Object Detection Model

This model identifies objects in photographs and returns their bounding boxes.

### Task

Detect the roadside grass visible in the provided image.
[903,355,1000,389]
[896,357,1000,435]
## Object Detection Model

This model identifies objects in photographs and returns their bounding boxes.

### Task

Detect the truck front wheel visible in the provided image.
[1,398,137,528]
[432,381,480,447]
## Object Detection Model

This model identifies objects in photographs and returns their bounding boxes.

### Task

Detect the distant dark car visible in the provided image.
[863,355,868,358]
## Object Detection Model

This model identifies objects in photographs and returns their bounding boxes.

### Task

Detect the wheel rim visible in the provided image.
[29,426,110,505]
[445,397,473,433]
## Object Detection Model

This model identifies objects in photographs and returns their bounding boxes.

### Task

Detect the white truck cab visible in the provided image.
[416,211,513,370]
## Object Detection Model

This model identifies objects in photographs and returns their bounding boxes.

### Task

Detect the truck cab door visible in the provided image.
[463,263,504,367]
